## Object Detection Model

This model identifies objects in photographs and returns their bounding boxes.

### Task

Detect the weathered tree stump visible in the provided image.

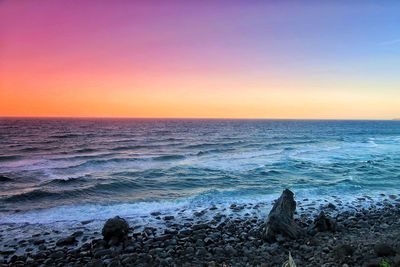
[264,189,303,242]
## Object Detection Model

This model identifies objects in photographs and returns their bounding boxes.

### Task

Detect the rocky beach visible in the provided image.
[1,190,400,267]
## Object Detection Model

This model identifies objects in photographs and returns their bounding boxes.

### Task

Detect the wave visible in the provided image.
[3,189,65,202]
[2,178,144,203]
[40,176,89,186]
[110,145,151,151]
[0,175,12,182]
[0,155,22,162]
[54,157,142,170]
[0,187,396,225]
[52,153,118,161]
[18,147,42,152]
[50,134,80,139]
[51,154,190,171]
[196,148,235,156]
[184,141,245,149]
[153,155,186,161]
[75,148,98,153]
[259,170,282,176]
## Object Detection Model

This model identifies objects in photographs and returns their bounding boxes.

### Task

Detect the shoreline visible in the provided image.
[1,192,400,266]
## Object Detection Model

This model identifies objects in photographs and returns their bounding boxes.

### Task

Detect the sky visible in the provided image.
[1,1,399,119]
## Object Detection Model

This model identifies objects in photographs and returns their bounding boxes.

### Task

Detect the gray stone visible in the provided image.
[50,251,64,259]
[102,216,129,244]
[374,243,395,257]
[335,244,355,259]
[56,235,76,246]
[94,248,112,258]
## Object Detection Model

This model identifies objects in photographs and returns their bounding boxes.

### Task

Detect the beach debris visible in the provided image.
[102,216,129,245]
[312,211,337,232]
[282,252,297,267]
[264,189,303,242]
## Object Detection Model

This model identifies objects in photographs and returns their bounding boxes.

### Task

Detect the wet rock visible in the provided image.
[163,215,175,221]
[25,257,35,264]
[224,245,237,256]
[33,239,45,245]
[154,234,171,242]
[94,248,112,258]
[264,189,303,241]
[107,259,122,267]
[164,228,177,235]
[81,220,94,225]
[196,247,208,257]
[194,210,207,217]
[72,231,84,237]
[213,247,224,256]
[192,223,208,230]
[56,235,76,246]
[102,216,129,245]
[373,243,396,257]
[43,258,54,265]
[0,249,16,255]
[87,259,104,267]
[92,239,107,250]
[335,244,355,259]
[50,251,64,259]
[326,203,337,210]
[178,229,192,236]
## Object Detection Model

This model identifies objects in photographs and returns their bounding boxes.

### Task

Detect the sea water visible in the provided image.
[0,119,400,224]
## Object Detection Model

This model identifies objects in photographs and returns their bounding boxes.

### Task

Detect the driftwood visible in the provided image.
[312,211,337,232]
[264,189,303,242]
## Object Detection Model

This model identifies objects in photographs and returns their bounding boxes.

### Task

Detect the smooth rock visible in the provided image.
[56,235,76,246]
[373,243,395,257]
[102,216,129,244]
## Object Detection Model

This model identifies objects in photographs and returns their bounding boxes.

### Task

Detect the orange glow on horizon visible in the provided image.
[1,69,399,120]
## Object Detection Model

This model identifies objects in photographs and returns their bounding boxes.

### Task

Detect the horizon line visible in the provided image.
[0,116,398,121]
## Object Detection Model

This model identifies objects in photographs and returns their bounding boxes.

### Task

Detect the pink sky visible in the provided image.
[1,1,399,119]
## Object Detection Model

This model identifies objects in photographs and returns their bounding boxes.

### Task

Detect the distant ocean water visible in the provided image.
[0,118,400,224]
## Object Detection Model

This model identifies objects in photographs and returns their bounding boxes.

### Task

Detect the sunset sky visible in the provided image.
[1,1,399,119]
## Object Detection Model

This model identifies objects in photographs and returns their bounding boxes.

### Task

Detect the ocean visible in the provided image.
[1,118,400,225]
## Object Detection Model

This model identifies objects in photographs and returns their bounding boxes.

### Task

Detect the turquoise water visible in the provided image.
[0,119,400,223]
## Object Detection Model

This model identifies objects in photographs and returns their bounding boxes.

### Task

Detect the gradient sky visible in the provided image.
[1,1,399,119]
